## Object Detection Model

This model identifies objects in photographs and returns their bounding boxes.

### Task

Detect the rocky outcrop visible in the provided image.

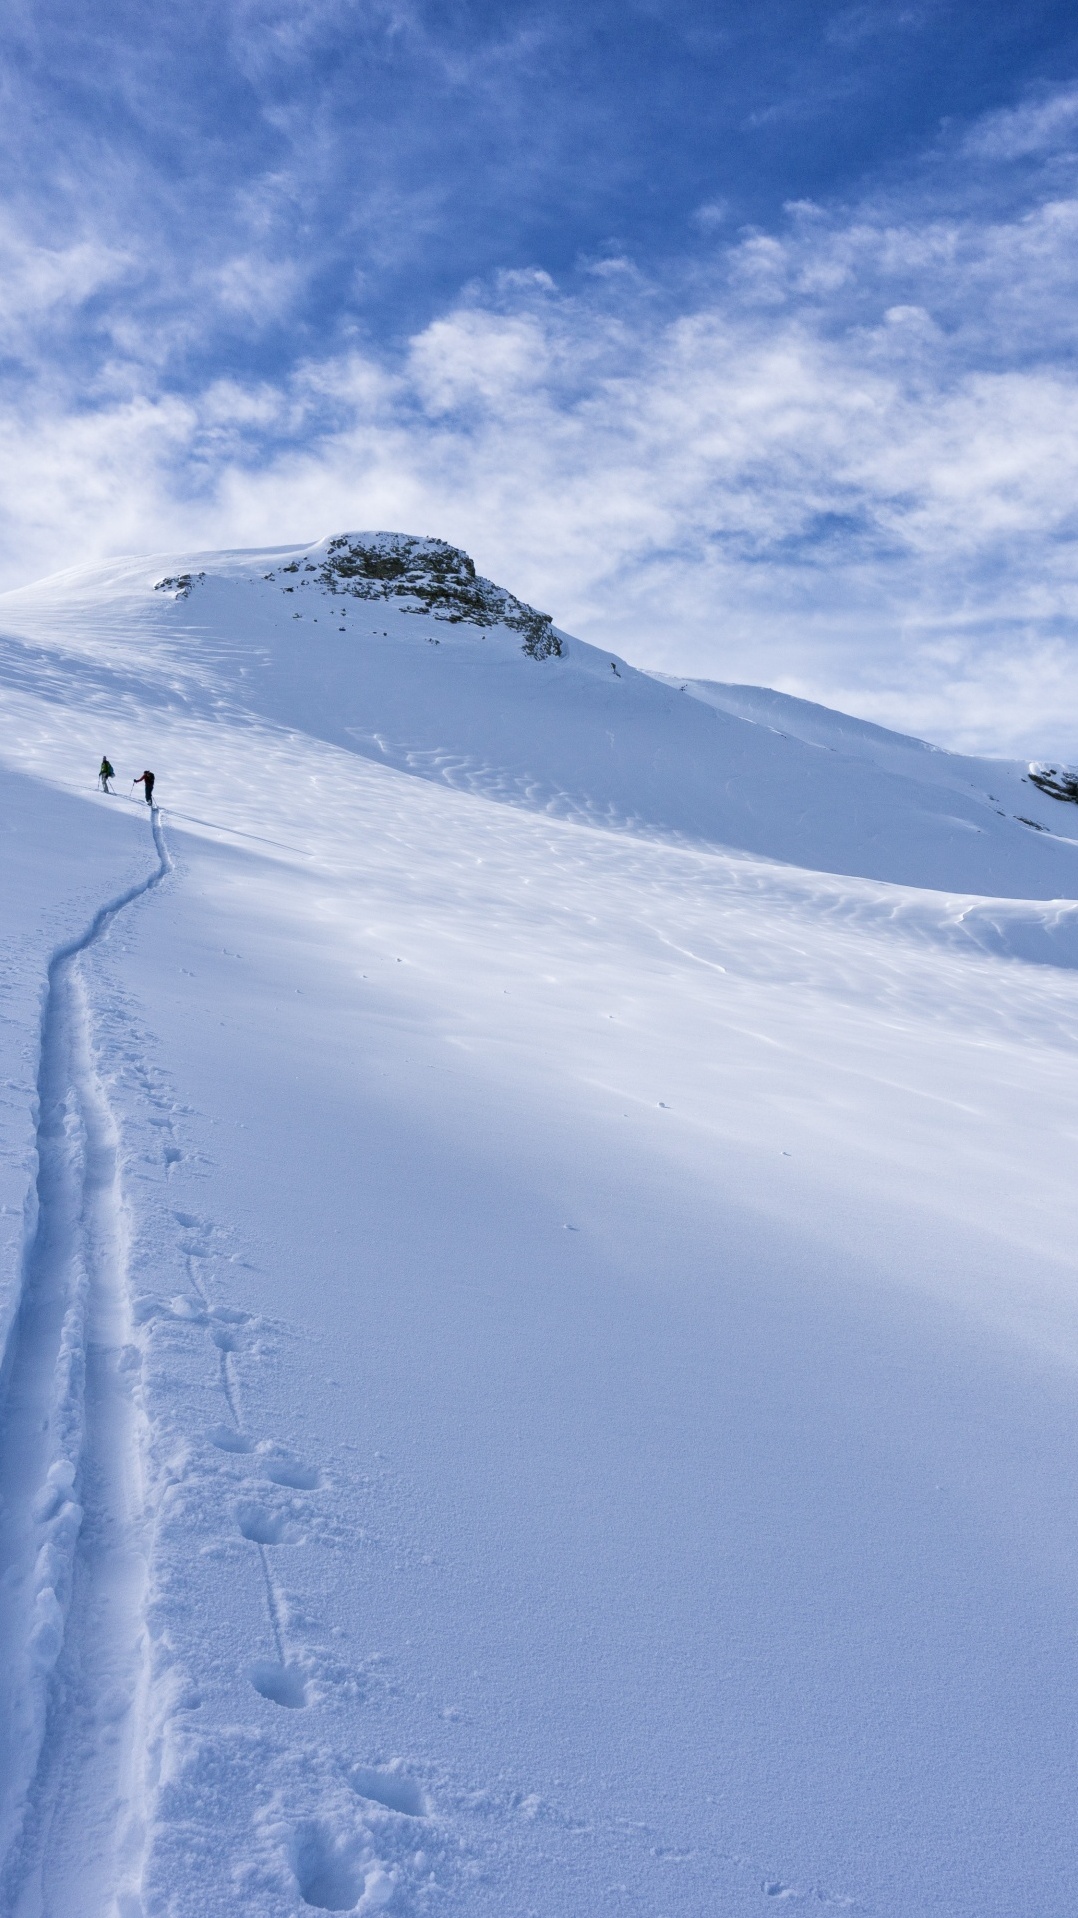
[1028,763,1078,803]
[312,534,564,658]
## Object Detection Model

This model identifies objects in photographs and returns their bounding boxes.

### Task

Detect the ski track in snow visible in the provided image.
[0,810,169,1916]
[4,544,1078,1913]
[0,812,399,1917]
[0,799,445,1916]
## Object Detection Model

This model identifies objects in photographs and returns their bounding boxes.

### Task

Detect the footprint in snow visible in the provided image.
[349,1765,429,1817]
[293,1821,394,1913]
[264,1457,322,1490]
[209,1423,255,1453]
[236,1501,304,1545]
[250,1659,309,1709]
[209,1425,320,1489]
[763,1880,855,1908]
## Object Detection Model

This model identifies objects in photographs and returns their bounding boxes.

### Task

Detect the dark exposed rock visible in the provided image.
[1028,764,1078,803]
[154,572,204,598]
[316,534,564,659]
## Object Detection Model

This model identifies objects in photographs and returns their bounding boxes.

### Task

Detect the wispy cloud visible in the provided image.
[963,85,1078,161]
[4,15,1078,757]
[5,183,1078,756]
[0,216,134,366]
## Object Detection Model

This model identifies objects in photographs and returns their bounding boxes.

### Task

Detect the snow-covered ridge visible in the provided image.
[158,532,565,658]
[1,532,1076,902]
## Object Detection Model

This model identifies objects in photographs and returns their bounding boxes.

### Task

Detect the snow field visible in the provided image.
[108,801,1078,1916]
[0,541,1077,1913]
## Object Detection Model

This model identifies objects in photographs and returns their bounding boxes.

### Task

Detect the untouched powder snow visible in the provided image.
[0,534,1077,1915]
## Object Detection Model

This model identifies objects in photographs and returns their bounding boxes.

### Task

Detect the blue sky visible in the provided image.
[4,0,1078,751]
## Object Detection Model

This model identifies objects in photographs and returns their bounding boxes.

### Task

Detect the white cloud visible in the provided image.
[963,86,1078,161]
[0,216,132,360]
[213,252,305,322]
[408,309,552,413]
[5,102,1078,759]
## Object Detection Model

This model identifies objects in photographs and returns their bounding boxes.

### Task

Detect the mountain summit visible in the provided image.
[157,531,566,659]
[2,532,1076,905]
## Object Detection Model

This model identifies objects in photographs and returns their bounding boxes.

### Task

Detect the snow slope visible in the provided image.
[0,535,1077,1917]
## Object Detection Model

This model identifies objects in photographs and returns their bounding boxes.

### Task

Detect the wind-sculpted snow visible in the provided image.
[2,536,1076,899]
[0,541,1077,1914]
